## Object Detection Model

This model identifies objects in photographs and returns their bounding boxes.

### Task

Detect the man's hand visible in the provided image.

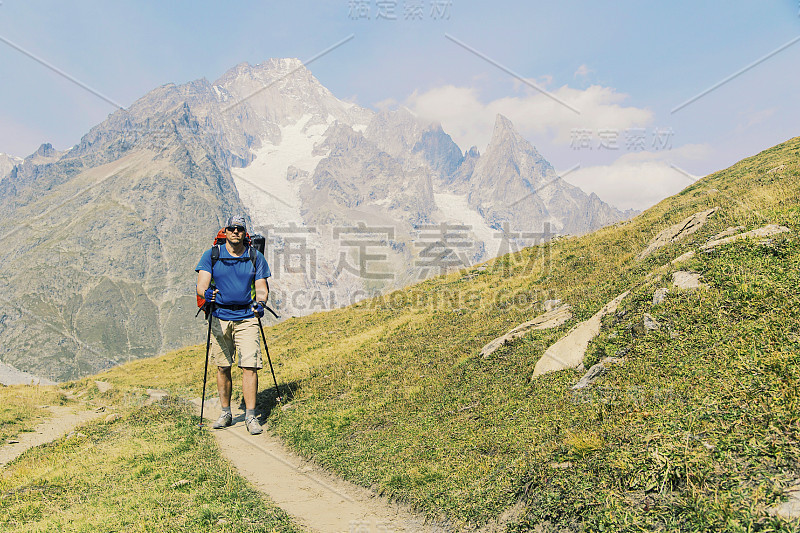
[252,301,265,318]
[204,288,218,302]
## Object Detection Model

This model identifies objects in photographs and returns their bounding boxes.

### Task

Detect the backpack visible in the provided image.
[196,229,266,318]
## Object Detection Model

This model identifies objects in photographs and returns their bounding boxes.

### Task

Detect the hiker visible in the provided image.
[196,215,271,435]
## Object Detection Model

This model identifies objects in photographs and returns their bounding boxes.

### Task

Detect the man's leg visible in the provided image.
[209,317,235,429]
[217,366,233,408]
[242,367,258,411]
[234,318,264,434]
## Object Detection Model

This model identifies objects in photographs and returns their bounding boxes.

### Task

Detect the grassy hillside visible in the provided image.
[16,137,799,531]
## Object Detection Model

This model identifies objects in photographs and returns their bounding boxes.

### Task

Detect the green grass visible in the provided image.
[35,136,800,530]
[0,399,303,533]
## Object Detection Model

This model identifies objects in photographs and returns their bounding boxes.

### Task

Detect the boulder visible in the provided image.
[768,483,800,522]
[638,207,719,259]
[652,288,669,305]
[572,357,625,390]
[480,304,572,358]
[532,291,629,377]
[643,313,660,331]
[701,224,790,251]
[672,271,703,289]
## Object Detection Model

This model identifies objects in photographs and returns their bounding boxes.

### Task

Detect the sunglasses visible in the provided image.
[226,226,245,233]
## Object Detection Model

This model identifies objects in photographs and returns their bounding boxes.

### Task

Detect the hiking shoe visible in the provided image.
[245,415,263,435]
[211,412,232,429]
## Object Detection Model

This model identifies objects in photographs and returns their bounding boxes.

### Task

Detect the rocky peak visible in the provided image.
[412,122,464,181]
[34,143,57,158]
[364,107,425,158]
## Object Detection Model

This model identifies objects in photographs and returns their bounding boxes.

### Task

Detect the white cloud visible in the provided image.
[574,64,592,78]
[405,83,653,152]
[562,144,713,211]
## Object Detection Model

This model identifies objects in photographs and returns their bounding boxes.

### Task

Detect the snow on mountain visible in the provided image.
[233,114,330,227]
[0,152,22,180]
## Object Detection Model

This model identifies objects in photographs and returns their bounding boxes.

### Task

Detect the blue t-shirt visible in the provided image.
[196,245,271,321]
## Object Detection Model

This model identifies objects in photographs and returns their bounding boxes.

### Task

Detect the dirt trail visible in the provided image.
[193,398,443,533]
[0,405,103,466]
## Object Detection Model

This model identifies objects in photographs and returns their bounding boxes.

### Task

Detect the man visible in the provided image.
[196,215,270,435]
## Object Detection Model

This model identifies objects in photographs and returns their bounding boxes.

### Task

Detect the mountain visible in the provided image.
[0,152,23,180]
[0,58,631,382]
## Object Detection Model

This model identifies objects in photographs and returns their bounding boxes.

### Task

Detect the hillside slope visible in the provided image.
[90,136,799,531]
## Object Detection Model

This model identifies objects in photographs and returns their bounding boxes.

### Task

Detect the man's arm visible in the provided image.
[254,278,268,304]
[197,270,215,299]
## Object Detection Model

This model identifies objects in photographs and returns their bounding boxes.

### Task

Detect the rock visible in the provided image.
[532,291,629,377]
[702,224,790,250]
[671,251,695,264]
[7,439,19,444]
[638,207,719,259]
[146,389,170,404]
[652,288,669,306]
[709,226,745,241]
[572,363,607,390]
[767,484,800,521]
[672,271,703,289]
[94,381,113,393]
[481,304,572,358]
[543,299,562,311]
[572,357,624,390]
[643,313,660,331]
[766,164,786,174]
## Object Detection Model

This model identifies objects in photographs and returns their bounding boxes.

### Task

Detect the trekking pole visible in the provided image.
[255,307,283,403]
[198,304,214,428]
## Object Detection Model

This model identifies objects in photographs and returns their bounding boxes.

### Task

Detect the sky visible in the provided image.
[1,1,798,210]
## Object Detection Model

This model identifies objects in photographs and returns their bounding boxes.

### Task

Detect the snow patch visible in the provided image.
[233,114,327,227]
[434,192,501,256]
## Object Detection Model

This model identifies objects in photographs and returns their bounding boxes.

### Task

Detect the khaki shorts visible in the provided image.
[209,316,263,369]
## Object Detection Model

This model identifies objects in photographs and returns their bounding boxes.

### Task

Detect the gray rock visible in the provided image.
[702,224,790,251]
[652,288,669,306]
[638,207,719,259]
[480,304,572,358]
[543,299,562,311]
[643,313,660,331]
[673,271,704,289]
[768,484,800,521]
[572,356,625,390]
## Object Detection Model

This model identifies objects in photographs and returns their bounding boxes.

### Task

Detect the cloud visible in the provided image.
[574,64,592,78]
[562,144,713,211]
[404,83,653,152]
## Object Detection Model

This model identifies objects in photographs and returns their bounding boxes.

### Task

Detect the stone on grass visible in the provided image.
[702,224,790,251]
[671,251,695,265]
[672,271,703,289]
[643,313,660,331]
[709,226,745,241]
[572,357,625,390]
[652,288,669,305]
[532,291,629,377]
[638,207,719,259]
[768,484,800,522]
[481,304,572,358]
